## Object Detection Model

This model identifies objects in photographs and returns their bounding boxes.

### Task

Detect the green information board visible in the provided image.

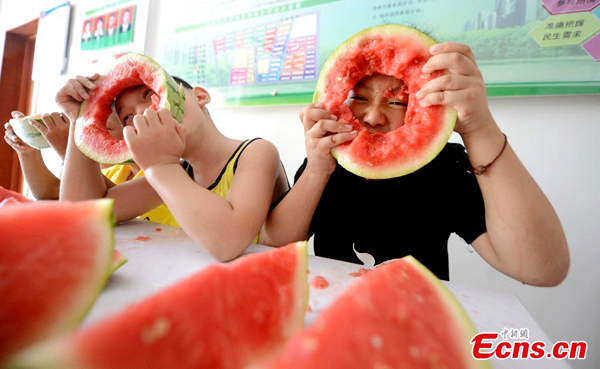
[155,0,600,106]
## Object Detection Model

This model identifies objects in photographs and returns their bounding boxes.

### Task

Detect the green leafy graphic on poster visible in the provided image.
[155,0,600,106]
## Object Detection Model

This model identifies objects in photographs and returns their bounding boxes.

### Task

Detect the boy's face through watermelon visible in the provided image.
[345,73,408,134]
[115,85,159,127]
[106,113,124,140]
[114,84,206,129]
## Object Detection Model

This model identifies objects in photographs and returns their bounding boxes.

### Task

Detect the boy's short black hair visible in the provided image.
[172,76,193,90]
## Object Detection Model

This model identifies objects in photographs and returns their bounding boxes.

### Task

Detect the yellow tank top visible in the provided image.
[101,139,259,243]
[101,165,181,228]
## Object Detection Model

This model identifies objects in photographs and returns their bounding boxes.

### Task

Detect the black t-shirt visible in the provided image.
[294,143,486,280]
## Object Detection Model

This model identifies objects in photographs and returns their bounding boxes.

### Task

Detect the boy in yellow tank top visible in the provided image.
[60,75,288,260]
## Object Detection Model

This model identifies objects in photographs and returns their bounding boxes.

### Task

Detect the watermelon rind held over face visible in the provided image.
[74,53,186,164]
[0,199,115,365]
[8,114,50,150]
[6,242,309,369]
[315,24,457,179]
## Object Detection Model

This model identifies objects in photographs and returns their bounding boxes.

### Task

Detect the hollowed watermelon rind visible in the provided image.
[8,115,50,150]
[315,24,457,179]
[74,53,186,164]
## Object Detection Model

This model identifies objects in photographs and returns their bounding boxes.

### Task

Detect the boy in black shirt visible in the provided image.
[261,42,569,286]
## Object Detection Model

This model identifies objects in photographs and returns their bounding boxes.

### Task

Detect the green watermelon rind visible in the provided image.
[314,24,457,179]
[8,115,50,150]
[74,53,186,165]
[45,199,116,337]
[108,251,128,275]
[403,256,491,369]
[286,241,309,339]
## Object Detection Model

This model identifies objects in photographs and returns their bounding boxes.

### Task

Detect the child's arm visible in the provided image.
[59,74,110,201]
[417,42,569,286]
[4,123,60,200]
[259,104,358,246]
[58,75,163,218]
[124,108,282,261]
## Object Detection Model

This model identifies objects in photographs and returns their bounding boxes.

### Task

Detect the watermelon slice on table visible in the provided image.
[75,53,186,164]
[315,24,457,179]
[260,256,489,369]
[0,199,115,365]
[7,242,309,369]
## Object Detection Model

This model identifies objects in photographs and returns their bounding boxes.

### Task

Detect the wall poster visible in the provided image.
[154,0,600,107]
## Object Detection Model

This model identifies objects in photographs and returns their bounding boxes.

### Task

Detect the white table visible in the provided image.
[85,220,570,369]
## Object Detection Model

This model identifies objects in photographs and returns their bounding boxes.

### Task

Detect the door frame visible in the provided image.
[0,19,38,192]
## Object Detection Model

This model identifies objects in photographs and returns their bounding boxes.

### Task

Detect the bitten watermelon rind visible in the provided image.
[331,107,457,179]
[74,53,186,165]
[314,24,457,179]
[8,115,50,150]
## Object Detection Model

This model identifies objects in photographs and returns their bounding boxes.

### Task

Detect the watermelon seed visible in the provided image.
[409,345,421,359]
[415,294,424,304]
[300,336,319,353]
[141,317,171,344]
[396,308,408,322]
[370,335,384,349]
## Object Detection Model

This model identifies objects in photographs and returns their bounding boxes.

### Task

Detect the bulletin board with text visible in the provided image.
[154,0,600,107]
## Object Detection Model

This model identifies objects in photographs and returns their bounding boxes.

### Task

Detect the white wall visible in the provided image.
[3,0,598,367]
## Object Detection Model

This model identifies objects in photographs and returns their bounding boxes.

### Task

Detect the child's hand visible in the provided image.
[55,74,99,122]
[29,113,70,160]
[123,108,187,171]
[416,42,494,136]
[300,103,357,177]
[4,122,35,155]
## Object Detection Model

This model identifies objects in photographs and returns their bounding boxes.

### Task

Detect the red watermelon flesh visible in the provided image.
[0,186,31,203]
[315,25,457,179]
[0,199,115,364]
[260,256,489,369]
[7,242,309,369]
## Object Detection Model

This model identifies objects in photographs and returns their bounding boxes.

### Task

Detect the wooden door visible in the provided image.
[0,19,38,192]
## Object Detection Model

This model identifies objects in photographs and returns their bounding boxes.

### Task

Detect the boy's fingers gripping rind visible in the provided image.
[67,79,89,100]
[76,75,98,90]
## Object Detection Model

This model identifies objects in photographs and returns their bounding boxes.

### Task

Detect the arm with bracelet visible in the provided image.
[417,43,569,286]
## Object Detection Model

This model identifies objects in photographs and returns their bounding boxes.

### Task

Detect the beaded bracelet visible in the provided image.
[472,133,507,175]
